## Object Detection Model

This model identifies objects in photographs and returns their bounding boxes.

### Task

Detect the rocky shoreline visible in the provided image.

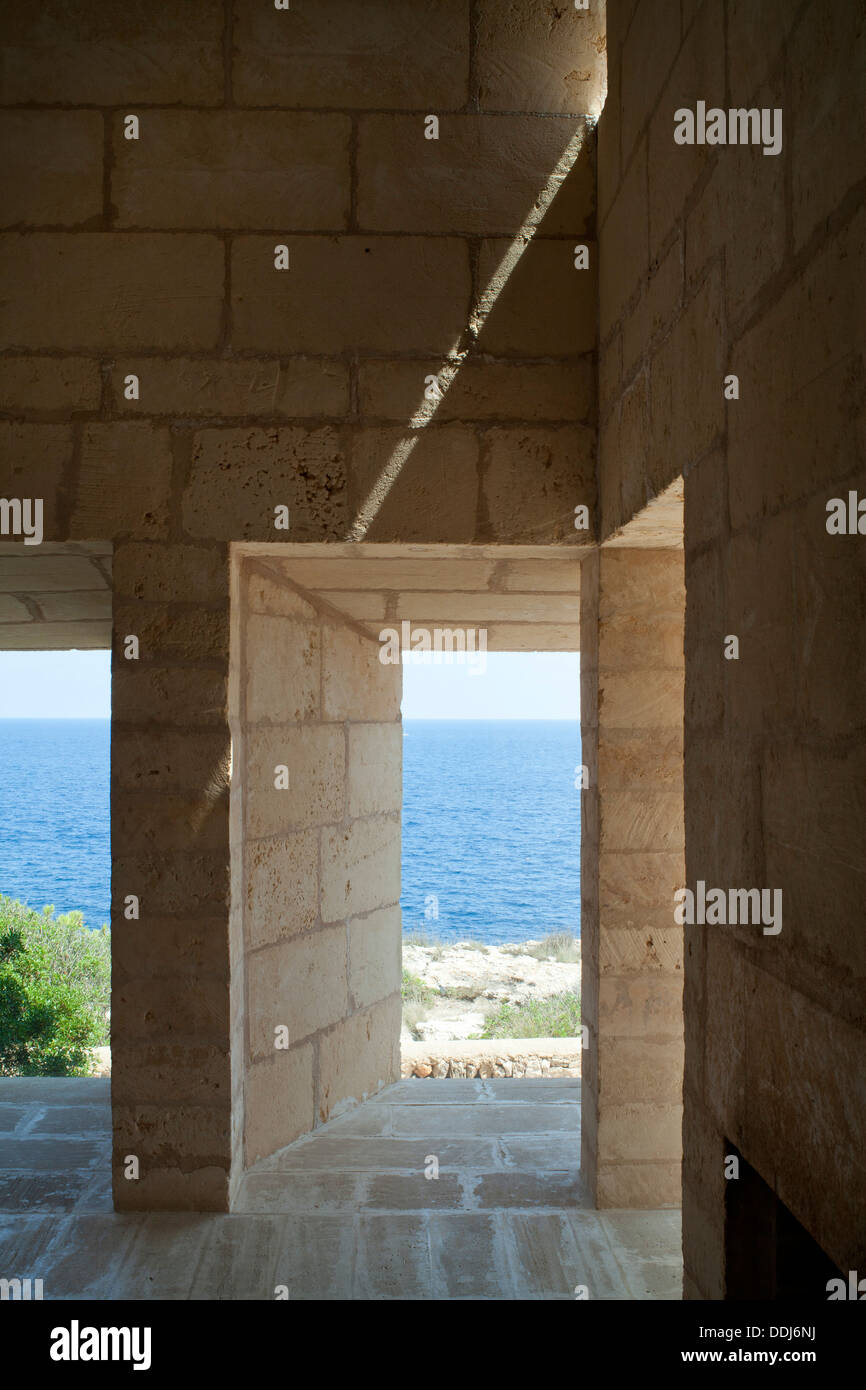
[402,936,581,1043]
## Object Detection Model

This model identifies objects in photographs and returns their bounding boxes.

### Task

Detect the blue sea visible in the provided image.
[401,720,580,944]
[0,718,580,944]
[0,719,111,928]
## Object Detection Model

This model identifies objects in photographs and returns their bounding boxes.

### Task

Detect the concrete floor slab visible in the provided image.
[0,1077,683,1300]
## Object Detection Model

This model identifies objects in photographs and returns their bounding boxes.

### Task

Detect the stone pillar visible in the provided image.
[111,540,233,1211]
[229,552,402,1187]
[580,547,685,1208]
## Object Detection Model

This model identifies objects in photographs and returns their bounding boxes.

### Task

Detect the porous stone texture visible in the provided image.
[602,0,866,1291]
[230,556,402,1177]
[0,0,597,1217]
[580,547,685,1212]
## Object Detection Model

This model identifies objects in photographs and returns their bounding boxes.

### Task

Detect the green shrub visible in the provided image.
[0,896,110,1077]
[523,933,581,964]
[476,991,581,1040]
[401,968,435,1007]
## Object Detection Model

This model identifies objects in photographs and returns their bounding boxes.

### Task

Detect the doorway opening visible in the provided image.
[399,650,582,1081]
[0,541,112,1209]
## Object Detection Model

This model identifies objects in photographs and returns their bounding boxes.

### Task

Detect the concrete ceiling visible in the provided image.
[0,542,112,649]
[240,542,584,650]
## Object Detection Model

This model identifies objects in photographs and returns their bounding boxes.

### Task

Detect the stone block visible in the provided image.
[790,0,866,251]
[648,266,724,487]
[685,96,785,324]
[111,729,230,793]
[243,724,345,837]
[0,422,72,538]
[621,0,682,163]
[110,1041,230,1107]
[244,831,318,951]
[357,115,593,236]
[111,789,228,854]
[347,723,402,819]
[476,0,607,115]
[476,238,596,357]
[112,601,229,665]
[358,359,593,424]
[598,971,684,1039]
[598,1101,683,1163]
[232,235,471,356]
[597,47,620,228]
[244,612,320,725]
[482,425,596,543]
[248,927,348,1058]
[320,814,401,922]
[244,1046,315,1166]
[112,666,226,727]
[0,356,101,414]
[114,111,351,230]
[317,996,401,1124]
[599,1035,684,1104]
[726,0,799,103]
[0,0,224,104]
[598,668,684,728]
[113,973,228,1041]
[598,727,683,792]
[0,112,103,227]
[727,207,865,527]
[599,611,684,672]
[74,423,173,540]
[597,1161,682,1208]
[348,425,478,543]
[742,965,866,1273]
[321,622,401,722]
[647,0,725,260]
[599,136,647,340]
[183,427,347,541]
[112,542,227,604]
[348,906,402,1011]
[232,0,469,109]
[599,787,685,853]
[112,850,229,916]
[0,234,223,353]
[115,357,349,419]
[622,234,683,378]
[599,922,684,976]
[111,917,229,989]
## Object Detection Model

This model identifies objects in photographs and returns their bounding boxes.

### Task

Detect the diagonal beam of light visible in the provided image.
[346,126,589,542]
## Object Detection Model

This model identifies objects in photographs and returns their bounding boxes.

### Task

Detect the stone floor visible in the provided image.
[0,1076,682,1300]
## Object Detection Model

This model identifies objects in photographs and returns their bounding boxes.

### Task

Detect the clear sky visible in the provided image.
[0,651,111,718]
[401,651,579,719]
[0,649,579,720]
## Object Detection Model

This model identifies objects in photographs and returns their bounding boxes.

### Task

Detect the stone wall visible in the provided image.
[230,553,402,1179]
[580,546,685,1209]
[0,0,606,1210]
[601,0,866,1292]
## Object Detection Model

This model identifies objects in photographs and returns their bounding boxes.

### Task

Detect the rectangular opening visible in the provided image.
[0,541,112,1214]
[399,650,582,1079]
[724,1145,844,1299]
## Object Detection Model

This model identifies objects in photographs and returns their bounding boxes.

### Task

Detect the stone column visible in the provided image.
[111,540,233,1211]
[229,552,402,1186]
[580,547,685,1208]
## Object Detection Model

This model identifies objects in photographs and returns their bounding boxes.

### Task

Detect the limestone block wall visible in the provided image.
[581,547,685,1209]
[601,0,866,1292]
[0,0,602,552]
[0,1,606,1210]
[110,540,233,1211]
[230,553,402,1180]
